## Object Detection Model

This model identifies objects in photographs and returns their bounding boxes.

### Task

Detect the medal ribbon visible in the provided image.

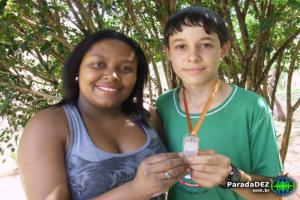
[182,79,221,136]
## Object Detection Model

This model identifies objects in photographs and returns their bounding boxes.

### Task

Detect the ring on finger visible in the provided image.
[164,171,172,179]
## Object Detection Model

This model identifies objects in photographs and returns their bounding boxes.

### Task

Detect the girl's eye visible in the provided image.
[91,62,105,68]
[120,66,133,73]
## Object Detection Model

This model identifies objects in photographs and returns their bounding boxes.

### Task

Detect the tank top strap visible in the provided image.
[63,103,87,157]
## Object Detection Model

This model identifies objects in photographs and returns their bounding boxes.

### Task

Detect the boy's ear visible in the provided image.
[221,41,230,58]
[164,45,171,60]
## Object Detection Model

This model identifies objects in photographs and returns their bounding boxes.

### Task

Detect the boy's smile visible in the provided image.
[166,25,229,86]
[182,66,206,74]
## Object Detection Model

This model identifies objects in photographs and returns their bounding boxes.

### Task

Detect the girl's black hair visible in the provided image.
[59,30,149,117]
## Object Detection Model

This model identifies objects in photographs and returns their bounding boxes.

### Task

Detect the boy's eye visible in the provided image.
[200,43,212,48]
[175,44,186,49]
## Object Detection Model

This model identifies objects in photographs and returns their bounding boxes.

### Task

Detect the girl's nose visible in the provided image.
[103,70,120,81]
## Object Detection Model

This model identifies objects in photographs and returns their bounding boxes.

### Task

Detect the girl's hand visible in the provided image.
[132,152,188,197]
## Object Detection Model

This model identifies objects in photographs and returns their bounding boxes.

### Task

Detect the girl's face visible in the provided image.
[78,39,138,110]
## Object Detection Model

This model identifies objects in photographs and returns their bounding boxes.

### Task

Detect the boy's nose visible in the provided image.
[187,47,201,63]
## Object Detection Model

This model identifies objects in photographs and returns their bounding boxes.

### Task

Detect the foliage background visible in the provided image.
[0,0,299,164]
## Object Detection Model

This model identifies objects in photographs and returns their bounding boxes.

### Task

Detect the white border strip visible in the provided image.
[173,85,238,118]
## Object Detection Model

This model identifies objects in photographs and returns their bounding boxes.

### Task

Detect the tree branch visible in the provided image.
[255,28,300,90]
[91,1,104,29]
[142,1,160,38]
[232,1,250,50]
[0,82,60,101]
[65,0,88,34]
[72,0,96,33]
[290,40,300,112]
[124,0,162,94]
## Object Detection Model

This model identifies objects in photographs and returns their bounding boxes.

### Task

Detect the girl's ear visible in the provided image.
[221,41,230,58]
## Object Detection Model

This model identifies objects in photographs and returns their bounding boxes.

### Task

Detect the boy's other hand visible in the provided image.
[186,150,232,188]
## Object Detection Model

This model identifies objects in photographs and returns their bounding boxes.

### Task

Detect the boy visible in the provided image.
[156,6,282,200]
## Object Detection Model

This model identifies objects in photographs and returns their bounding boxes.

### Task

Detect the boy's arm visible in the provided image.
[187,151,283,200]
[234,99,283,199]
[232,172,283,200]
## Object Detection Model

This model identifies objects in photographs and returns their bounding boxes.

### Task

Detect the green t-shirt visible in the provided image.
[156,84,282,200]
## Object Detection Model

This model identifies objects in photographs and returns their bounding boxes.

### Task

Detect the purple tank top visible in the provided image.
[63,104,166,200]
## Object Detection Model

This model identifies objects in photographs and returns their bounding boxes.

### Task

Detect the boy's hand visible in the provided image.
[186,150,232,188]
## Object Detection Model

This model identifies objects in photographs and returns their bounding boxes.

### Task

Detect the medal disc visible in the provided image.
[183,135,199,157]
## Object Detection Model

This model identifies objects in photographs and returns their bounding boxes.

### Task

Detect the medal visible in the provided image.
[182,79,221,156]
[183,135,199,157]
[180,79,221,187]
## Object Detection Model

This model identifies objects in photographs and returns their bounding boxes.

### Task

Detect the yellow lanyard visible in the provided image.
[182,79,221,136]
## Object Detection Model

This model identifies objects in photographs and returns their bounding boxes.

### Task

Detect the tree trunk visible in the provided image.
[270,54,284,111]
[280,40,300,164]
[273,96,287,121]
[280,110,293,164]
[147,74,153,105]
[268,68,286,121]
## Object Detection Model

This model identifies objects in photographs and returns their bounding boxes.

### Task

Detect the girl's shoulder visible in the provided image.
[22,105,69,146]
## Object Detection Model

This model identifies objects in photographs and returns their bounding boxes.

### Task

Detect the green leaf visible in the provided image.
[259,16,276,32]
[272,0,288,5]
[288,0,300,9]
[40,41,51,53]
[0,0,7,15]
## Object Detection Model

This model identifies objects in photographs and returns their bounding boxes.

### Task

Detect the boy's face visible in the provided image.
[166,25,229,86]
